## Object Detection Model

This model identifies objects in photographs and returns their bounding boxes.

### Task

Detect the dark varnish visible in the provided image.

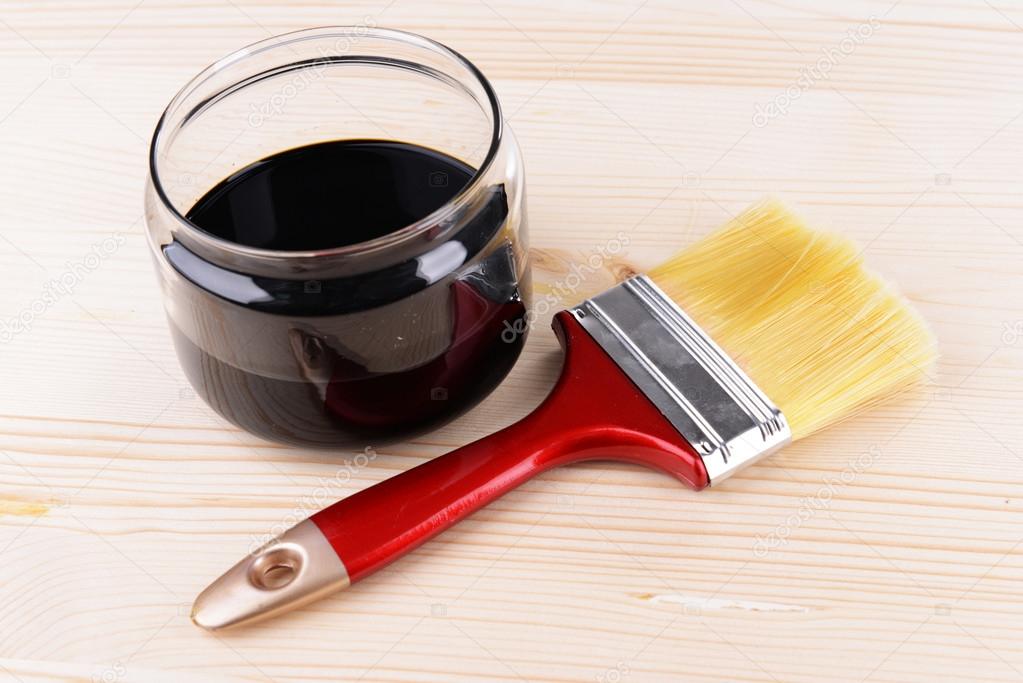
[187,139,474,251]
[169,140,527,446]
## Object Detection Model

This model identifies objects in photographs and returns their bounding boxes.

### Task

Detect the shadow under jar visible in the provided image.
[145,27,530,447]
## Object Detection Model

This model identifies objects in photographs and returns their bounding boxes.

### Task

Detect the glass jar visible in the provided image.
[145,27,529,447]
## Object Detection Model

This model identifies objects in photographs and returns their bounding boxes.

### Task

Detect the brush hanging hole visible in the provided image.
[249,546,301,590]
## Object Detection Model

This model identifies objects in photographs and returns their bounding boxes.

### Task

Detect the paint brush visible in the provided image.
[191,198,936,630]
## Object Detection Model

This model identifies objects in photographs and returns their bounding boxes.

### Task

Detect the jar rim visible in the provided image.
[148,26,504,262]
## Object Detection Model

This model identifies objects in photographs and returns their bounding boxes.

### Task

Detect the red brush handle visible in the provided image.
[311,311,707,583]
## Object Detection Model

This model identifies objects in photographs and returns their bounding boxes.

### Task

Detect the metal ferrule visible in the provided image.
[571,275,791,484]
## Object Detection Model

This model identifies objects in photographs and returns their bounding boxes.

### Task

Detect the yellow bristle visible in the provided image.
[646,199,937,440]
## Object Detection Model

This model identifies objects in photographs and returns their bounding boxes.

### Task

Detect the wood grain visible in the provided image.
[1,1,1021,681]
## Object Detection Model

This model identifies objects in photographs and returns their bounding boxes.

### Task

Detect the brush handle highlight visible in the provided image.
[310,312,707,584]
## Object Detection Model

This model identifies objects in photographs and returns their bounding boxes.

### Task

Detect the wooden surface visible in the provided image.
[1,1,1021,681]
